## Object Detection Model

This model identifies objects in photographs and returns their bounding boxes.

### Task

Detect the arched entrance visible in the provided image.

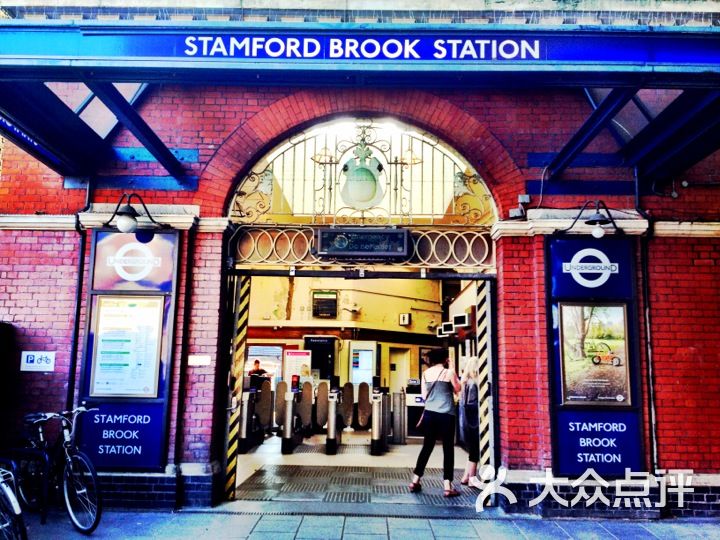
[221,118,499,508]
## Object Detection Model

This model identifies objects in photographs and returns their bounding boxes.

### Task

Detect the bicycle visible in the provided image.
[13,406,102,535]
[0,461,27,540]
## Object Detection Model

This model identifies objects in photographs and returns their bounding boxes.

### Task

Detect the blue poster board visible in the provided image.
[547,236,643,477]
[78,230,179,472]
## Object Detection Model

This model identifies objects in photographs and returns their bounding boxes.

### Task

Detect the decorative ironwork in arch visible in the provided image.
[231,225,494,270]
[229,118,496,227]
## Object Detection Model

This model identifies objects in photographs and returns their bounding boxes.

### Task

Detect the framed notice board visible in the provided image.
[90,295,164,398]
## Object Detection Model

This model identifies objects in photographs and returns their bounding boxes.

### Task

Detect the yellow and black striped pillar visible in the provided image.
[475,280,495,502]
[224,275,251,501]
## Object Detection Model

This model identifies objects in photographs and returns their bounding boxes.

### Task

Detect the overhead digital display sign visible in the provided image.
[316,228,410,259]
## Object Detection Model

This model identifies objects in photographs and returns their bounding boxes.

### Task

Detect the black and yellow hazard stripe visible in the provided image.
[225,275,251,501]
[476,280,495,504]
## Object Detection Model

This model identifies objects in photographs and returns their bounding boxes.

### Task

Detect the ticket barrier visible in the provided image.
[238,390,267,454]
[391,391,407,445]
[381,392,391,452]
[325,391,343,455]
[369,390,392,456]
[370,392,384,455]
[281,389,305,454]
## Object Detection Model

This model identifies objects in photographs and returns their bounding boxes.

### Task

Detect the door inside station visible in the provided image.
[388,347,410,394]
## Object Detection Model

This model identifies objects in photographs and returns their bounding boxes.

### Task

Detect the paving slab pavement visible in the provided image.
[23,508,720,539]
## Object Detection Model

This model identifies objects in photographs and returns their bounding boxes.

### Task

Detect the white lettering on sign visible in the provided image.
[328,38,420,59]
[102,430,140,439]
[107,242,161,282]
[20,351,55,372]
[562,248,619,288]
[94,414,152,424]
[576,453,622,463]
[185,36,322,58]
[579,437,617,447]
[97,445,142,455]
[567,422,627,432]
[182,36,540,61]
[433,39,539,60]
[95,414,150,458]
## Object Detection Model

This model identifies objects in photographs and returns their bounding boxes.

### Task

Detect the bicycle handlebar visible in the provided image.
[23,407,99,436]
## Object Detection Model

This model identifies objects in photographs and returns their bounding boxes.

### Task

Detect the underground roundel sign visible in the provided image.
[562,248,619,288]
[107,242,161,282]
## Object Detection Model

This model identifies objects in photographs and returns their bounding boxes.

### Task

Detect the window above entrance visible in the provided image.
[229,118,497,227]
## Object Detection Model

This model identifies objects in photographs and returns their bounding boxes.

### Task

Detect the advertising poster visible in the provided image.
[559,303,631,406]
[90,296,164,398]
[284,349,312,387]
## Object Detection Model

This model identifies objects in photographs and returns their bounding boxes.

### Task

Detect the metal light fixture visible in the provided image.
[559,200,622,238]
[103,192,168,234]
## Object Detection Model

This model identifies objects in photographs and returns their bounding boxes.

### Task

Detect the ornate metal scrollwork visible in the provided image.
[229,119,497,228]
[232,226,494,270]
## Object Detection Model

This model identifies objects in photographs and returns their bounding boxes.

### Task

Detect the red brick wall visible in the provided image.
[0,230,80,432]
[648,237,720,472]
[3,85,720,475]
[495,234,551,469]
[167,231,225,464]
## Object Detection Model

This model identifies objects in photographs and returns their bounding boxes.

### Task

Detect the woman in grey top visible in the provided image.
[409,348,461,497]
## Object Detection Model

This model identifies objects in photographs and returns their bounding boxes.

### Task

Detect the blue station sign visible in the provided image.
[0,22,719,75]
[78,230,179,472]
[555,409,643,477]
[547,236,644,477]
[79,402,166,470]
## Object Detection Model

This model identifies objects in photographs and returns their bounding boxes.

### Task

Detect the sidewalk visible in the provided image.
[25,508,720,539]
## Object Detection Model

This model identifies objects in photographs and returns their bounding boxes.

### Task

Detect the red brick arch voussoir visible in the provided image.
[198,88,524,217]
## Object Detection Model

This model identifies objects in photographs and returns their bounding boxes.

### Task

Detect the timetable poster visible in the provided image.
[91,296,164,398]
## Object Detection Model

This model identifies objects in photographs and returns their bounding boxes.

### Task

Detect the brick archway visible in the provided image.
[198,88,524,218]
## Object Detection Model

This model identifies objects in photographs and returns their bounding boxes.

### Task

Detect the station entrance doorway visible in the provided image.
[219,117,499,507]
[222,267,497,509]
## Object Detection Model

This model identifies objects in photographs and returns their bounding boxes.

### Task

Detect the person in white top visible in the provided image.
[409,348,461,497]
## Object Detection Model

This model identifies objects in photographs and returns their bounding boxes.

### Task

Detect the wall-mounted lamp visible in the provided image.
[559,200,622,238]
[103,192,169,233]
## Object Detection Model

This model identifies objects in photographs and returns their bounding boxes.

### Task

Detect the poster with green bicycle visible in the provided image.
[559,302,631,406]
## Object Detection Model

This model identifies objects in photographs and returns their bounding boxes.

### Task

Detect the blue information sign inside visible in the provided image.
[556,409,643,477]
[79,402,165,471]
[549,237,634,300]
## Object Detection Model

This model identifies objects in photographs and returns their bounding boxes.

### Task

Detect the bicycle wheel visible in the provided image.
[0,482,27,540]
[62,452,101,534]
[14,459,42,512]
